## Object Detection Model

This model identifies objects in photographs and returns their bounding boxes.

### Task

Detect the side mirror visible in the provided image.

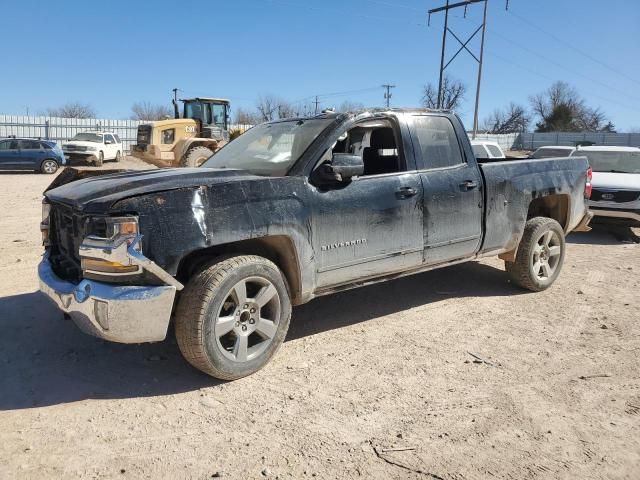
[105,140,113,145]
[317,153,364,183]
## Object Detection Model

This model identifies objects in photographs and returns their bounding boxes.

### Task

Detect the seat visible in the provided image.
[362,128,399,176]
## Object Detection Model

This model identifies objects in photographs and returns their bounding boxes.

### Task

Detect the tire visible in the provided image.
[505,217,566,292]
[96,151,104,167]
[114,150,121,162]
[175,255,292,380]
[180,146,213,168]
[40,159,59,174]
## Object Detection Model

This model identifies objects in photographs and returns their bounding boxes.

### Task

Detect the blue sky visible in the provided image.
[2,0,639,130]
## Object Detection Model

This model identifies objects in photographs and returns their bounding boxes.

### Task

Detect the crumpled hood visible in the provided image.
[592,171,640,190]
[45,167,260,212]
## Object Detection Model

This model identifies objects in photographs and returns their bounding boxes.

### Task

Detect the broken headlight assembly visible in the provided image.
[80,216,143,276]
[41,199,51,246]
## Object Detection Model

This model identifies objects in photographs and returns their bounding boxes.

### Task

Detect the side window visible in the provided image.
[162,129,175,144]
[40,142,53,150]
[412,116,465,169]
[104,134,115,144]
[472,144,488,159]
[487,145,503,157]
[19,140,41,150]
[113,134,121,143]
[0,141,9,150]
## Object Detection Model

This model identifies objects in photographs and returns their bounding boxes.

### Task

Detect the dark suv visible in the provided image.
[0,138,66,174]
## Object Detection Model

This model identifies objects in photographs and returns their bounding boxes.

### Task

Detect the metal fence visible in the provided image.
[0,115,254,153]
[467,133,521,150]
[518,132,640,150]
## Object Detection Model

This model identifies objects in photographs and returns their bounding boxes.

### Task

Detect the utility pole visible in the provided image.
[428,0,504,138]
[172,88,180,118]
[314,96,320,114]
[382,84,396,108]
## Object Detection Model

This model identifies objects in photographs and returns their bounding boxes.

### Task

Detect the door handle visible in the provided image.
[396,186,418,199]
[460,180,478,191]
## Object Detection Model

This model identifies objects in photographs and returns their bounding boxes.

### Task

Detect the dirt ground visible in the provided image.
[0,157,639,479]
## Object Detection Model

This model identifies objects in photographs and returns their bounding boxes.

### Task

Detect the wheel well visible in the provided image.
[527,194,570,231]
[176,236,302,304]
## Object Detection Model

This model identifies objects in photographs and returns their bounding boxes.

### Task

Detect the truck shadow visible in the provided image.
[567,226,637,245]
[0,261,518,410]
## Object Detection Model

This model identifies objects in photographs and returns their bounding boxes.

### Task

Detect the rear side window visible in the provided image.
[472,144,488,158]
[40,142,53,150]
[412,116,465,169]
[487,145,503,157]
[19,140,42,150]
[113,134,121,143]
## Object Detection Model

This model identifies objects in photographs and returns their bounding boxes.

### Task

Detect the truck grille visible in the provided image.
[137,125,152,145]
[591,189,640,203]
[48,203,86,283]
[64,145,88,152]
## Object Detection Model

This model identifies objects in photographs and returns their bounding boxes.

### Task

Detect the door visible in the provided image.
[409,115,484,265]
[17,140,44,169]
[103,134,118,159]
[309,119,424,289]
[0,140,20,169]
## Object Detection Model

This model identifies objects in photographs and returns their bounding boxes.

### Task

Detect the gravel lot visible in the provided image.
[0,158,638,479]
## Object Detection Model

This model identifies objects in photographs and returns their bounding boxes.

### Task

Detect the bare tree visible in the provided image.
[45,102,96,118]
[130,101,172,121]
[233,107,259,125]
[255,94,280,122]
[337,100,365,112]
[422,75,466,111]
[482,102,530,134]
[529,81,610,132]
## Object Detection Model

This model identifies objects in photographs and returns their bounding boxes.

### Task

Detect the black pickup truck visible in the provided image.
[39,109,593,380]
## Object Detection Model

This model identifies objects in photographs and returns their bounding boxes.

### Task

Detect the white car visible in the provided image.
[62,131,122,166]
[470,140,505,161]
[531,146,576,159]
[570,146,640,228]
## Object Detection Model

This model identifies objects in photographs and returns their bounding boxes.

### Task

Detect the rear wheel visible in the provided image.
[181,146,214,167]
[505,217,565,292]
[40,159,59,174]
[175,255,292,380]
[114,150,121,162]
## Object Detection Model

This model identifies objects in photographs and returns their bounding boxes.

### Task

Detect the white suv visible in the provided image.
[570,146,640,228]
[62,131,122,166]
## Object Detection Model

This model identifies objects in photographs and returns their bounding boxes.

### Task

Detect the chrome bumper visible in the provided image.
[38,256,176,343]
[591,209,640,222]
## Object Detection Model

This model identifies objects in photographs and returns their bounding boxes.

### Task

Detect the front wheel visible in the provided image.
[175,255,292,380]
[505,217,566,292]
[95,151,104,167]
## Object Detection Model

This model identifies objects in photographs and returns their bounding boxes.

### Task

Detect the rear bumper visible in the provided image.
[573,211,594,232]
[38,255,176,343]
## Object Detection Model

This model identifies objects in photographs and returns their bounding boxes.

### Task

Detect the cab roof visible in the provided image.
[181,97,230,104]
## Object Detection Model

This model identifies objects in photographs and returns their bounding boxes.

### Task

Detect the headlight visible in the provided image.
[87,146,97,152]
[80,216,142,276]
[40,200,51,246]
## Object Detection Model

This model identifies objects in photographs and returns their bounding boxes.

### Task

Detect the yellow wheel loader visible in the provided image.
[132,97,230,168]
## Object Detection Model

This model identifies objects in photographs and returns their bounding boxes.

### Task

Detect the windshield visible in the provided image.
[533,147,572,159]
[202,118,333,176]
[574,150,640,174]
[72,133,103,143]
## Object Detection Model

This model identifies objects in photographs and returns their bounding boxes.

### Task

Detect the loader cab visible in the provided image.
[181,98,230,131]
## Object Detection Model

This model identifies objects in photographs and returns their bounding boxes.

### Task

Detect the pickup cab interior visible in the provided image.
[327,119,404,176]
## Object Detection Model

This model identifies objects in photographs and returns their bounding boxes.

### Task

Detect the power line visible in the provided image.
[507,9,640,88]
[489,30,640,106]
[487,50,640,114]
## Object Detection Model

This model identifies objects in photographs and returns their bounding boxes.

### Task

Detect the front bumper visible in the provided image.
[38,256,177,343]
[590,207,640,227]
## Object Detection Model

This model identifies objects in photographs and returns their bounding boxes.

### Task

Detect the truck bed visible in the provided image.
[478,156,590,255]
